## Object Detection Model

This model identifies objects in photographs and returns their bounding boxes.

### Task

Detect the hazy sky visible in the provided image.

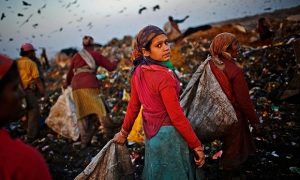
[0,0,300,58]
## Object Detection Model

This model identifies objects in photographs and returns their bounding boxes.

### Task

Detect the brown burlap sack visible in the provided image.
[75,140,134,180]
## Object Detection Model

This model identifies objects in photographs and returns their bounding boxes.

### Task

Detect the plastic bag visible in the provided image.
[127,107,144,143]
[45,87,80,141]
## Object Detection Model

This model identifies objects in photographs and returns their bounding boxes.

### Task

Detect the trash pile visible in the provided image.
[7,9,300,180]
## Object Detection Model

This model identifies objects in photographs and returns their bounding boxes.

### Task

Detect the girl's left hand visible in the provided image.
[194,146,205,167]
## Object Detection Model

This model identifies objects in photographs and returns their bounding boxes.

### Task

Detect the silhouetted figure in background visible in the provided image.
[257,17,274,45]
[40,48,50,70]
[163,15,189,43]
[17,43,46,142]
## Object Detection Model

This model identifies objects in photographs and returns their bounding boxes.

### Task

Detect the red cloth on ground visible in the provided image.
[122,65,201,149]
[210,59,259,169]
[0,129,52,180]
[66,49,117,90]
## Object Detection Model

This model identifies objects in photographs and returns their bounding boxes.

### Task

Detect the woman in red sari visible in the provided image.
[208,33,261,177]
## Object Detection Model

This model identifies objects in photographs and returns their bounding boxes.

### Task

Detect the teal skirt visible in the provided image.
[143,126,201,180]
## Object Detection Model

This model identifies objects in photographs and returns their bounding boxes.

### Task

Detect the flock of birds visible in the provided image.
[0,0,275,53]
[0,0,161,46]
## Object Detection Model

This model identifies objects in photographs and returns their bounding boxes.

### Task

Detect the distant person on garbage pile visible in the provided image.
[0,54,52,180]
[257,17,275,45]
[17,43,47,142]
[206,32,261,178]
[40,48,50,70]
[163,15,189,43]
[113,25,205,179]
[65,35,119,149]
[22,45,46,85]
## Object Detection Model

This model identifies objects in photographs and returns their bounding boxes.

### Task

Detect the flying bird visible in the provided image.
[20,13,33,26]
[17,13,24,17]
[59,27,63,31]
[72,0,78,4]
[153,5,160,11]
[1,13,6,20]
[138,7,147,14]
[76,17,83,22]
[87,22,93,29]
[32,23,38,28]
[37,4,47,14]
[264,7,272,11]
[65,3,72,8]
[22,1,31,6]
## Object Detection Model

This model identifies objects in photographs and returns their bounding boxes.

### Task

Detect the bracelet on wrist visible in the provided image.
[194,145,204,152]
[120,129,128,138]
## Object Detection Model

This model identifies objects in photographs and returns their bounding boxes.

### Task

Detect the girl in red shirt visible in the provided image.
[113,25,205,179]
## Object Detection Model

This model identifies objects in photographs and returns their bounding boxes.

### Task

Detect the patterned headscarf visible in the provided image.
[209,32,238,62]
[132,25,166,62]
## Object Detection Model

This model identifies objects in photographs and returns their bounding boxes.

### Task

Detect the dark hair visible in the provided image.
[20,48,31,56]
[0,62,19,96]
[144,40,152,51]
[258,17,266,24]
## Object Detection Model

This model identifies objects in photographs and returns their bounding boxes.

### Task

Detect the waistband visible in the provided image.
[161,116,172,126]
[73,65,95,75]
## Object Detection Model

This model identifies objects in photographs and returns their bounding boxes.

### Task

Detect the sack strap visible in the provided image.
[78,49,96,70]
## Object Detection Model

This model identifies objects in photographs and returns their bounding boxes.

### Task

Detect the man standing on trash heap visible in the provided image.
[0,54,52,180]
[164,15,189,43]
[65,35,119,149]
[17,43,47,143]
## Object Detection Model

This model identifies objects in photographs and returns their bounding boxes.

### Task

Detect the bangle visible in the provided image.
[120,128,128,138]
[194,145,204,152]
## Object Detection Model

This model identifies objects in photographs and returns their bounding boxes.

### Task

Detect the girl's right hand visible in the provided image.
[113,129,128,145]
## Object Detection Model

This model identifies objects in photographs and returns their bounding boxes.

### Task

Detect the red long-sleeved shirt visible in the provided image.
[210,59,259,125]
[122,65,201,149]
[66,49,117,90]
[0,129,52,180]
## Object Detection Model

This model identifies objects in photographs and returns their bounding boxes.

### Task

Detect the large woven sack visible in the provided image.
[180,57,238,142]
[75,140,134,180]
[45,87,80,141]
